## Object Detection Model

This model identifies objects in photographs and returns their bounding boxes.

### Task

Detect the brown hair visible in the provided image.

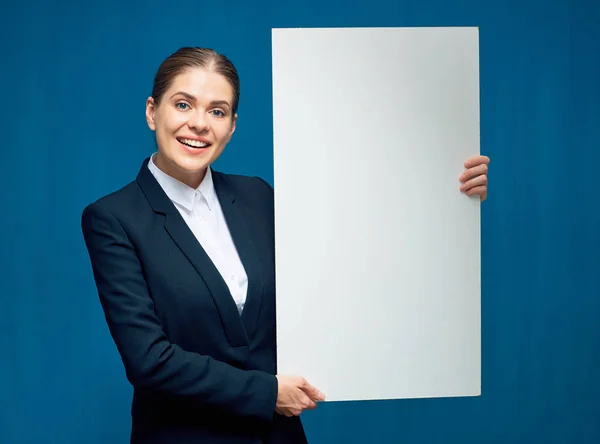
[151,47,240,114]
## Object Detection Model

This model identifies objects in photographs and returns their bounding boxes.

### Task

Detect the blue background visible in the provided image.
[1,0,599,442]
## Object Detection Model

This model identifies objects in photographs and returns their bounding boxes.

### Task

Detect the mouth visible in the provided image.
[176,137,211,149]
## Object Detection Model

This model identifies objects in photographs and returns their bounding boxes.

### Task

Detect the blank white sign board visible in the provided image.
[272,27,481,402]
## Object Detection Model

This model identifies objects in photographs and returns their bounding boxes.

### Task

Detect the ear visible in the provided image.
[145,97,157,131]
[226,113,237,143]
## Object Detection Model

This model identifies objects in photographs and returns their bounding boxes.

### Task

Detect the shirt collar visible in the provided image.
[147,153,217,212]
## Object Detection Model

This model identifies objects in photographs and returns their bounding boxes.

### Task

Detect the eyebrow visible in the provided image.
[169,91,231,108]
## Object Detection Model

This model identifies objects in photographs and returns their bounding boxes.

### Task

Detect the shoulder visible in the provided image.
[212,170,273,199]
[213,170,272,189]
[81,180,147,232]
[84,180,142,212]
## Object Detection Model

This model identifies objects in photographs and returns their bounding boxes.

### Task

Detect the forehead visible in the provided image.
[166,67,233,102]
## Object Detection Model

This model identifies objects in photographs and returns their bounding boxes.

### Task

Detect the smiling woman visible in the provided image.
[145,49,239,189]
[81,47,325,444]
[80,46,489,444]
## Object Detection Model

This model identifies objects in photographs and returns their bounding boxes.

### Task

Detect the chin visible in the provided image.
[174,157,211,173]
[168,147,210,165]
[156,143,219,179]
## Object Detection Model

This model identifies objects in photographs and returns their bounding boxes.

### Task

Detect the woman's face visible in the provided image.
[145,67,237,187]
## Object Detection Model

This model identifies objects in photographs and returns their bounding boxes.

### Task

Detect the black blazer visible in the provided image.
[81,158,307,444]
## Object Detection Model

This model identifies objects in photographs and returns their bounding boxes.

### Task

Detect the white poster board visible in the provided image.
[272,27,481,402]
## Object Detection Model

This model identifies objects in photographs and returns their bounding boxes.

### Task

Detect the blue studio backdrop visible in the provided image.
[1,0,599,442]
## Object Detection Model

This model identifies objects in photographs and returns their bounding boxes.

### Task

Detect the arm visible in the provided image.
[81,201,277,421]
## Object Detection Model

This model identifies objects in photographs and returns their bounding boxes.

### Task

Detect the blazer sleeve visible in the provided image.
[81,201,278,421]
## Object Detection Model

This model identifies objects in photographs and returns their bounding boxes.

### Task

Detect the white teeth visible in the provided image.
[179,138,208,148]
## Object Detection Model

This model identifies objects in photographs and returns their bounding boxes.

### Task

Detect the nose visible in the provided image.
[188,110,209,132]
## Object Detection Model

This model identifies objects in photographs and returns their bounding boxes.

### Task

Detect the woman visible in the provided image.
[81,47,489,444]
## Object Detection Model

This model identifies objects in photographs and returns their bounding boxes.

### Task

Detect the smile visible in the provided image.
[177,137,210,148]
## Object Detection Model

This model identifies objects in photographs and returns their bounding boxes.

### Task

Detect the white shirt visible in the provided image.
[148,154,248,313]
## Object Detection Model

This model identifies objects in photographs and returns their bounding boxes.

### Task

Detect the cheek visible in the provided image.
[157,112,187,135]
[215,124,235,144]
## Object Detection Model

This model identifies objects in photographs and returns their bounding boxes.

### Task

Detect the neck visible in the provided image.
[154,152,207,189]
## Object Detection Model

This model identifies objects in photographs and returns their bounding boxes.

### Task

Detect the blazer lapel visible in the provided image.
[212,171,265,343]
[136,158,248,347]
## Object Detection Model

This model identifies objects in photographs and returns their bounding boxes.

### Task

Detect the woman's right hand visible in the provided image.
[275,375,326,417]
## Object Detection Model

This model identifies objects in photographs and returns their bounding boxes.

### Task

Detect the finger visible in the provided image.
[459,163,488,183]
[297,377,326,400]
[465,185,487,200]
[276,407,293,418]
[460,174,487,192]
[298,393,317,413]
[304,399,318,410]
[300,383,326,401]
[464,155,490,168]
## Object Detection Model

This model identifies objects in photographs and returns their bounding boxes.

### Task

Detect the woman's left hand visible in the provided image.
[459,155,490,202]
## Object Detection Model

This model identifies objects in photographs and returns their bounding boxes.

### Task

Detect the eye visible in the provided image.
[175,102,190,111]
[210,109,225,117]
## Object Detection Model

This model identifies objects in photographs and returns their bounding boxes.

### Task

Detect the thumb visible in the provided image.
[302,383,326,401]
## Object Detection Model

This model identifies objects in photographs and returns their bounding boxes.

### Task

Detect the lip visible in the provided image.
[176,136,212,154]
[177,136,211,144]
